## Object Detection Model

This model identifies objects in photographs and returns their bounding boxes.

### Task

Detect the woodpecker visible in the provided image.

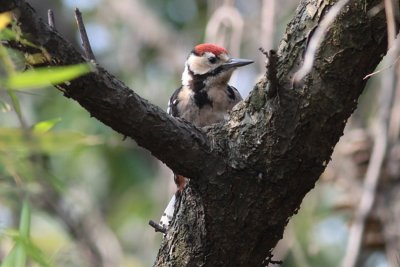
[159,43,253,231]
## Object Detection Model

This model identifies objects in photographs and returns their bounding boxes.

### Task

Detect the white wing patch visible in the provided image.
[167,99,172,115]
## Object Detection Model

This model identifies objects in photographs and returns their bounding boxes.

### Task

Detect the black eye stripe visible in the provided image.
[208,57,217,64]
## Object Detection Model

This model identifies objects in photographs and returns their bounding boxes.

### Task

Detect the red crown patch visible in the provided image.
[194,43,228,56]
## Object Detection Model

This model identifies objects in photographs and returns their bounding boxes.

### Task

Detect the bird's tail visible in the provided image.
[158,174,185,231]
[159,194,176,229]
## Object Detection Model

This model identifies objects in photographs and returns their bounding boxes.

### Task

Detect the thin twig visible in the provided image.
[262,251,283,266]
[278,223,311,267]
[38,185,123,267]
[340,39,399,267]
[377,197,400,267]
[293,0,350,84]
[47,9,55,29]
[340,134,387,267]
[384,0,397,48]
[259,47,269,57]
[363,55,400,80]
[74,8,96,61]
[149,219,167,233]
[260,0,275,69]
[259,49,278,99]
[371,0,400,150]
[389,67,400,140]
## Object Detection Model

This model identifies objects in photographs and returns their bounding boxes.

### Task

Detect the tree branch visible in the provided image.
[1,0,392,266]
[74,8,96,61]
[293,0,351,84]
[2,0,219,180]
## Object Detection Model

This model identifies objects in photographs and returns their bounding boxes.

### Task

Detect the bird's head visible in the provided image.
[182,43,253,88]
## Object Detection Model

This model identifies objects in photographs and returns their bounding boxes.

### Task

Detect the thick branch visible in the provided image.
[1,0,392,266]
[2,1,219,180]
[156,0,389,265]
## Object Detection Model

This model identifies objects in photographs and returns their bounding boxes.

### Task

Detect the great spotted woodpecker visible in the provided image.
[159,43,253,231]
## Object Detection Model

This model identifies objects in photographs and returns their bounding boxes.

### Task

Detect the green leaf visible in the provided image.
[23,240,53,267]
[12,238,53,267]
[0,99,11,112]
[2,237,53,267]
[6,89,23,119]
[19,199,31,239]
[1,244,17,267]
[14,243,27,267]
[4,63,91,90]
[12,200,31,267]
[0,28,16,41]
[32,118,62,134]
[1,201,53,267]
[0,127,101,155]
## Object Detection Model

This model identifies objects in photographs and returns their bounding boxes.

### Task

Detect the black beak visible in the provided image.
[222,58,254,70]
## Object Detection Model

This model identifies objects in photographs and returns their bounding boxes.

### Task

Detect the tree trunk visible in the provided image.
[1,0,391,266]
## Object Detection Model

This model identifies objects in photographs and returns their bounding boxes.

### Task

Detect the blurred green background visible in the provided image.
[0,0,394,267]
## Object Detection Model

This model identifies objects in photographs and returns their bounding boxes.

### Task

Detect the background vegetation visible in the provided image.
[0,0,397,266]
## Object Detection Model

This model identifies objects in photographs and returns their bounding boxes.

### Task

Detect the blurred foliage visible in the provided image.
[0,11,96,267]
[0,0,393,267]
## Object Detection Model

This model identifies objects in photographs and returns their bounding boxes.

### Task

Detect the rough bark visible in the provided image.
[1,0,390,266]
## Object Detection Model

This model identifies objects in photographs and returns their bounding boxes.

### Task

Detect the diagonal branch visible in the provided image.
[1,0,394,266]
[74,8,96,61]
[2,0,220,180]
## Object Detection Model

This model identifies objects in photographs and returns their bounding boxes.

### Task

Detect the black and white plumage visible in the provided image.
[159,43,253,231]
[167,84,242,126]
[166,43,251,127]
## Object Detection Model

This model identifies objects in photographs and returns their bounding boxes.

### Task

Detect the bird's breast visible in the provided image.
[176,85,239,127]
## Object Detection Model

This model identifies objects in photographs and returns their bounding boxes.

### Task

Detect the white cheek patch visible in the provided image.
[182,52,232,86]
[181,65,192,86]
[185,52,229,75]
[186,55,210,75]
[219,53,229,62]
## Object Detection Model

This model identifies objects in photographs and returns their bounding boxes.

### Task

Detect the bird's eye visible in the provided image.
[208,57,217,64]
